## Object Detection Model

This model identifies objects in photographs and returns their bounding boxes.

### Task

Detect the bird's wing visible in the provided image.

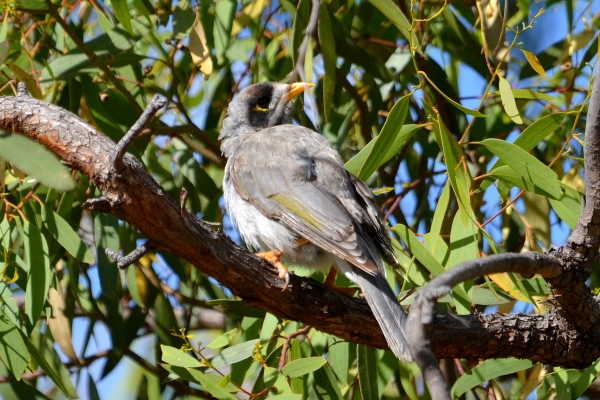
[230,126,379,274]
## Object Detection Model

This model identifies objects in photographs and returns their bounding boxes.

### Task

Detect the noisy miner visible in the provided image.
[219,82,411,361]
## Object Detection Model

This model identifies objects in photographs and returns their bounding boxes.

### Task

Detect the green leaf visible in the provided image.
[259,313,278,345]
[313,363,343,400]
[393,224,445,277]
[393,224,470,304]
[176,147,220,198]
[93,212,119,298]
[161,345,203,368]
[41,16,153,81]
[0,132,75,191]
[41,206,94,263]
[192,369,238,400]
[162,365,238,400]
[0,307,29,380]
[209,339,259,369]
[419,72,487,117]
[488,166,557,198]
[207,328,238,349]
[482,138,562,199]
[549,187,582,229]
[318,4,336,122]
[24,221,50,332]
[572,358,600,398]
[282,357,327,378]
[346,124,420,177]
[213,0,236,64]
[27,333,79,398]
[492,89,553,100]
[352,94,410,180]
[498,76,523,124]
[111,0,133,34]
[329,14,393,82]
[448,213,478,314]
[478,113,568,192]
[357,345,378,400]
[554,368,572,400]
[436,119,472,225]
[154,294,181,347]
[327,339,351,385]
[451,358,533,397]
[365,0,419,53]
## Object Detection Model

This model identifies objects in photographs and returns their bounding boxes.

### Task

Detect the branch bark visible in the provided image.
[403,66,600,398]
[0,82,599,372]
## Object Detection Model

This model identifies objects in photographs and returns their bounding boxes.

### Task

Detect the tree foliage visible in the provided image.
[0,0,599,398]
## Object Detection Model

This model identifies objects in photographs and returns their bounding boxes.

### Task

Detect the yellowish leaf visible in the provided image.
[231,0,267,37]
[189,14,213,77]
[520,49,546,77]
[488,272,530,303]
[7,63,43,99]
[47,287,80,365]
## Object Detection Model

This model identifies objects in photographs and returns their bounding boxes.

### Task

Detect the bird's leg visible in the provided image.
[324,268,360,298]
[257,249,290,291]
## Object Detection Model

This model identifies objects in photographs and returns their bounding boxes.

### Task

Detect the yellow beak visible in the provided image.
[287,82,315,102]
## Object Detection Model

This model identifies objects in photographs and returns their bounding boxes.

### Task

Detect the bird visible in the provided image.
[219,81,412,361]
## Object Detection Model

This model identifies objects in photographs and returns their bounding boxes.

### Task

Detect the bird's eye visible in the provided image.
[253,98,270,112]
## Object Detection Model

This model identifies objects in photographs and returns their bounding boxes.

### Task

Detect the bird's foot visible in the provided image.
[257,250,290,291]
[324,268,360,298]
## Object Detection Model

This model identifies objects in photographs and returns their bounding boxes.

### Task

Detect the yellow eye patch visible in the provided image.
[253,103,269,112]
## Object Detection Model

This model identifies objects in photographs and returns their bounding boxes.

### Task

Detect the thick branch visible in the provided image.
[0,95,597,367]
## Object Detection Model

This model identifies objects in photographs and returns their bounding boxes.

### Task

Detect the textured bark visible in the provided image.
[0,91,599,368]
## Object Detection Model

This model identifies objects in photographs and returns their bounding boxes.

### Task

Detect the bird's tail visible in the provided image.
[336,259,412,362]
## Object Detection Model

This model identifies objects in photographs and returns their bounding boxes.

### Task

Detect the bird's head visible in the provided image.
[219,82,314,156]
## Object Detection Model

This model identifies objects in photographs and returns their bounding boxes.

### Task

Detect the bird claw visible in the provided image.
[257,250,291,291]
[281,271,290,292]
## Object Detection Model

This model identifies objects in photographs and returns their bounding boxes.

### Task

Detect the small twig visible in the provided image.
[105,241,157,269]
[406,252,562,400]
[111,94,166,167]
[16,82,29,97]
[278,325,312,371]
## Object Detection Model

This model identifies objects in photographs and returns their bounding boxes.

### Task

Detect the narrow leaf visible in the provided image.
[0,132,75,191]
[419,72,486,117]
[346,124,420,177]
[213,0,235,64]
[354,95,410,180]
[451,358,533,397]
[357,345,378,400]
[47,287,79,364]
[27,334,79,398]
[318,5,336,122]
[482,139,562,199]
[520,49,547,76]
[41,206,94,263]
[6,63,43,99]
[112,0,133,34]
[209,339,259,369]
[93,213,119,298]
[498,76,523,124]
[0,307,29,379]
[282,357,327,378]
[189,13,213,76]
[24,221,50,332]
[313,363,343,400]
[365,0,419,53]
[161,345,202,368]
[207,328,238,350]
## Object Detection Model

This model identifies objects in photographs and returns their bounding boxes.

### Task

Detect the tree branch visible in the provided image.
[403,65,600,398]
[0,92,599,369]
